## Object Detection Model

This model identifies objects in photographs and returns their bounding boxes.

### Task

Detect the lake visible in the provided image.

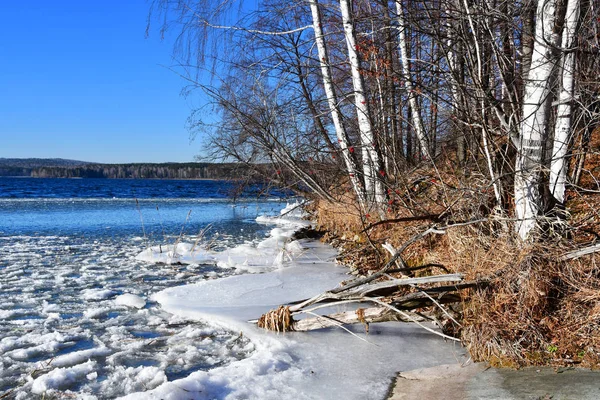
[0,178,290,398]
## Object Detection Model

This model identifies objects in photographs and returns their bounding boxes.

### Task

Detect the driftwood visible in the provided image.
[255,221,490,338]
[293,307,405,332]
[561,243,600,260]
[254,270,481,336]
[287,226,451,314]
[285,274,464,310]
[292,292,464,332]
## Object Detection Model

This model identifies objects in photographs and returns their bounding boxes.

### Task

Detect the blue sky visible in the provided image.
[0,1,207,163]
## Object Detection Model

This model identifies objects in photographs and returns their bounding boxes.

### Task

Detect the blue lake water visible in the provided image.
[0,178,291,398]
[0,177,288,238]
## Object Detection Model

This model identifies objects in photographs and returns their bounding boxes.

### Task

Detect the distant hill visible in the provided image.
[0,158,238,179]
[0,158,92,168]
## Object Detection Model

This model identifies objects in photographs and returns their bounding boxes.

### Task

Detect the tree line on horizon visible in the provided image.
[0,161,239,180]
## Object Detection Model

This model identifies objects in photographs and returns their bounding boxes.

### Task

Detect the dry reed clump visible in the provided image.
[310,198,382,274]
[449,232,600,368]
[310,196,364,236]
[257,306,293,332]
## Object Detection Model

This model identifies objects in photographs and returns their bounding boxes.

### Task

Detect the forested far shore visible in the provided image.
[0,162,239,180]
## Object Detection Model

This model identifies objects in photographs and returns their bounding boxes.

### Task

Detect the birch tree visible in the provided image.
[339,0,387,206]
[515,0,561,239]
[309,0,367,207]
[550,0,580,204]
[395,0,430,160]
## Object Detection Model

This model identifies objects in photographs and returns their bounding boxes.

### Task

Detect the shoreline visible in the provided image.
[130,201,467,399]
[0,175,226,181]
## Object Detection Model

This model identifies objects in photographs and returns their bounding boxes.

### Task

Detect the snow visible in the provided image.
[1,201,466,399]
[115,294,146,309]
[31,360,96,394]
[120,201,467,400]
[135,201,314,274]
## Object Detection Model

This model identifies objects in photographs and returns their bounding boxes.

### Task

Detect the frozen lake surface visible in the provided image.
[0,178,289,398]
[0,178,465,399]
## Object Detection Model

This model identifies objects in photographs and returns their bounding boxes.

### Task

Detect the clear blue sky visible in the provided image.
[0,1,206,163]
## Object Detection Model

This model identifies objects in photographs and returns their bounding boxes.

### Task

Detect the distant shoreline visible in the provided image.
[0,176,225,181]
[0,158,241,180]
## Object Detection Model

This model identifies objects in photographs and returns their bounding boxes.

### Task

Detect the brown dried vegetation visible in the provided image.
[308,161,600,368]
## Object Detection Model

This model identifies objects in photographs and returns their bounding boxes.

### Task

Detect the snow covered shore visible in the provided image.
[123,202,467,399]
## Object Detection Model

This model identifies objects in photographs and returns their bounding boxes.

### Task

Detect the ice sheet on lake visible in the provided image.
[122,202,467,400]
[1,200,465,399]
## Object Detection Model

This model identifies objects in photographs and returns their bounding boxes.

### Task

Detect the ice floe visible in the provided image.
[115,294,146,309]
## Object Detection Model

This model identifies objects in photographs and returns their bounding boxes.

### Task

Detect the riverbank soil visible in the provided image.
[306,159,600,369]
[388,362,600,400]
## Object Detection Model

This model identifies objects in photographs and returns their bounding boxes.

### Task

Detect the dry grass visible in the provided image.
[310,161,600,368]
[257,306,293,332]
[459,238,600,368]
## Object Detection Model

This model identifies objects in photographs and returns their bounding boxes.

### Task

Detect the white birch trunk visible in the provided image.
[550,0,580,204]
[445,10,460,119]
[308,0,367,207]
[395,0,430,160]
[339,0,386,206]
[515,0,560,239]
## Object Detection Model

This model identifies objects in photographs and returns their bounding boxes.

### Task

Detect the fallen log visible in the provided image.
[349,273,463,298]
[255,278,488,332]
[286,273,463,313]
[292,307,400,332]
[292,293,463,332]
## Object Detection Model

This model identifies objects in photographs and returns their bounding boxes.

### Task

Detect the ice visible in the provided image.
[135,201,312,273]
[0,199,289,398]
[135,243,218,265]
[82,289,117,301]
[0,331,75,354]
[129,263,466,400]
[124,203,467,400]
[95,365,167,395]
[41,302,62,313]
[1,200,465,399]
[115,294,146,309]
[50,347,113,368]
[0,234,247,397]
[84,306,117,319]
[0,309,21,319]
[31,360,97,394]
[6,341,69,361]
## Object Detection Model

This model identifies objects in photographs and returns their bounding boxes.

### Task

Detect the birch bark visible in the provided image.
[395,0,430,160]
[550,0,580,204]
[515,0,560,239]
[339,0,387,206]
[308,0,367,207]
